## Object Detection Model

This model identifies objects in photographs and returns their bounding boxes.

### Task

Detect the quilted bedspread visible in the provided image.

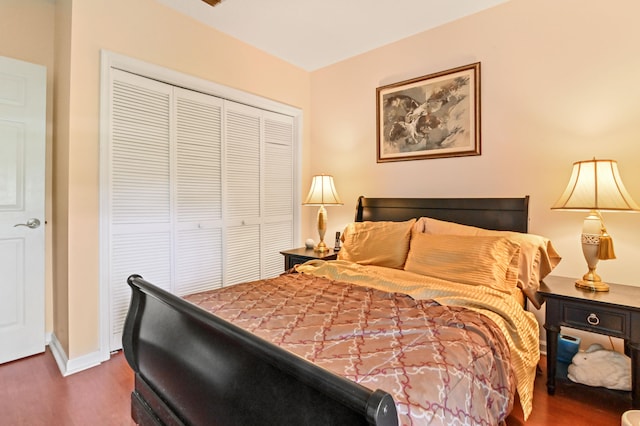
[184,261,537,425]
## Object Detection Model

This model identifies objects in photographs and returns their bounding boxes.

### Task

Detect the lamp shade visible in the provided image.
[551,158,640,212]
[303,175,343,206]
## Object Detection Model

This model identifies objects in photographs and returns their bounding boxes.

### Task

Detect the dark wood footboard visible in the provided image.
[122,274,398,426]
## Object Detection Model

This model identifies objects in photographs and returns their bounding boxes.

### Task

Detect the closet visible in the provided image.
[105,69,296,351]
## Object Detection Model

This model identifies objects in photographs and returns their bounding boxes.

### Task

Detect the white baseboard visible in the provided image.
[48,333,106,377]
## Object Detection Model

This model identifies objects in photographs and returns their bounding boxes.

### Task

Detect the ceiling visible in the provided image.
[157,0,509,71]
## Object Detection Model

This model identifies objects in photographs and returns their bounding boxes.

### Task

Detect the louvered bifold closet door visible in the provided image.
[262,111,294,278]
[174,88,224,296]
[109,70,172,350]
[224,101,261,286]
[105,69,298,350]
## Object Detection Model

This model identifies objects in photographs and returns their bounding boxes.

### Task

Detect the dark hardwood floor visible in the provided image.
[0,348,134,426]
[507,360,628,426]
[0,349,626,425]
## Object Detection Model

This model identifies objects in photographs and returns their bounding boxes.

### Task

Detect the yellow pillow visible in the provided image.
[415,217,561,308]
[404,233,521,293]
[338,219,416,269]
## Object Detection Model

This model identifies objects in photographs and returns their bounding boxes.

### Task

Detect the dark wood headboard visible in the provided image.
[355,196,529,233]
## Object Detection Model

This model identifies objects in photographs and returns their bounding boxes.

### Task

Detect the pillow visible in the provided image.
[415,217,562,308]
[337,219,416,269]
[404,233,521,293]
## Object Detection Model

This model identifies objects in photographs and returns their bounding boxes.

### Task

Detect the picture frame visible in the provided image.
[376,62,481,163]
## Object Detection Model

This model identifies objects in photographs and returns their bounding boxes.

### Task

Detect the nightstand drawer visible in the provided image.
[280,248,338,271]
[287,255,312,268]
[562,303,629,338]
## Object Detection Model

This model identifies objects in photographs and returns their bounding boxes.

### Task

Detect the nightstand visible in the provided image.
[538,275,640,408]
[279,247,338,271]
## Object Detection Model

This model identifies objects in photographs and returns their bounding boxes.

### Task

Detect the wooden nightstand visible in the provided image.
[279,247,338,271]
[538,275,640,408]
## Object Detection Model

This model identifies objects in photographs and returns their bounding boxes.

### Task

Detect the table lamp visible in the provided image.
[552,158,640,291]
[303,175,342,252]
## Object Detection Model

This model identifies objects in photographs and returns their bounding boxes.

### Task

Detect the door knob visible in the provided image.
[14,218,41,229]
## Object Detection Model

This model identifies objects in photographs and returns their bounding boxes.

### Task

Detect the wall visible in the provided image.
[53,0,73,355]
[0,0,56,338]
[309,0,640,347]
[7,0,640,363]
[53,0,312,361]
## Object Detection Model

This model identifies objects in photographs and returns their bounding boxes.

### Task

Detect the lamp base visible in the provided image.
[575,279,610,292]
[314,240,329,253]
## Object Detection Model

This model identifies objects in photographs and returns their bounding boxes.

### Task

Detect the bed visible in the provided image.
[123,196,560,425]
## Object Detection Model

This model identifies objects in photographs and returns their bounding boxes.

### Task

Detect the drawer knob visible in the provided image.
[587,313,600,326]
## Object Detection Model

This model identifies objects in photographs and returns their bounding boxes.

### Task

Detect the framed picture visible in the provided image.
[376,62,481,162]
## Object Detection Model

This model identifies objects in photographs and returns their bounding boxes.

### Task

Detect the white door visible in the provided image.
[0,56,46,364]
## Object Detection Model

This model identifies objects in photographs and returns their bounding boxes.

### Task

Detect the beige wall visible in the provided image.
[7,0,640,361]
[309,0,640,342]
[310,0,640,285]
[53,0,73,353]
[0,0,56,338]
[4,0,312,364]
[55,0,311,358]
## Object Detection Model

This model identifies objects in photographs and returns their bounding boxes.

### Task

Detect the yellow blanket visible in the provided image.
[296,259,540,420]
